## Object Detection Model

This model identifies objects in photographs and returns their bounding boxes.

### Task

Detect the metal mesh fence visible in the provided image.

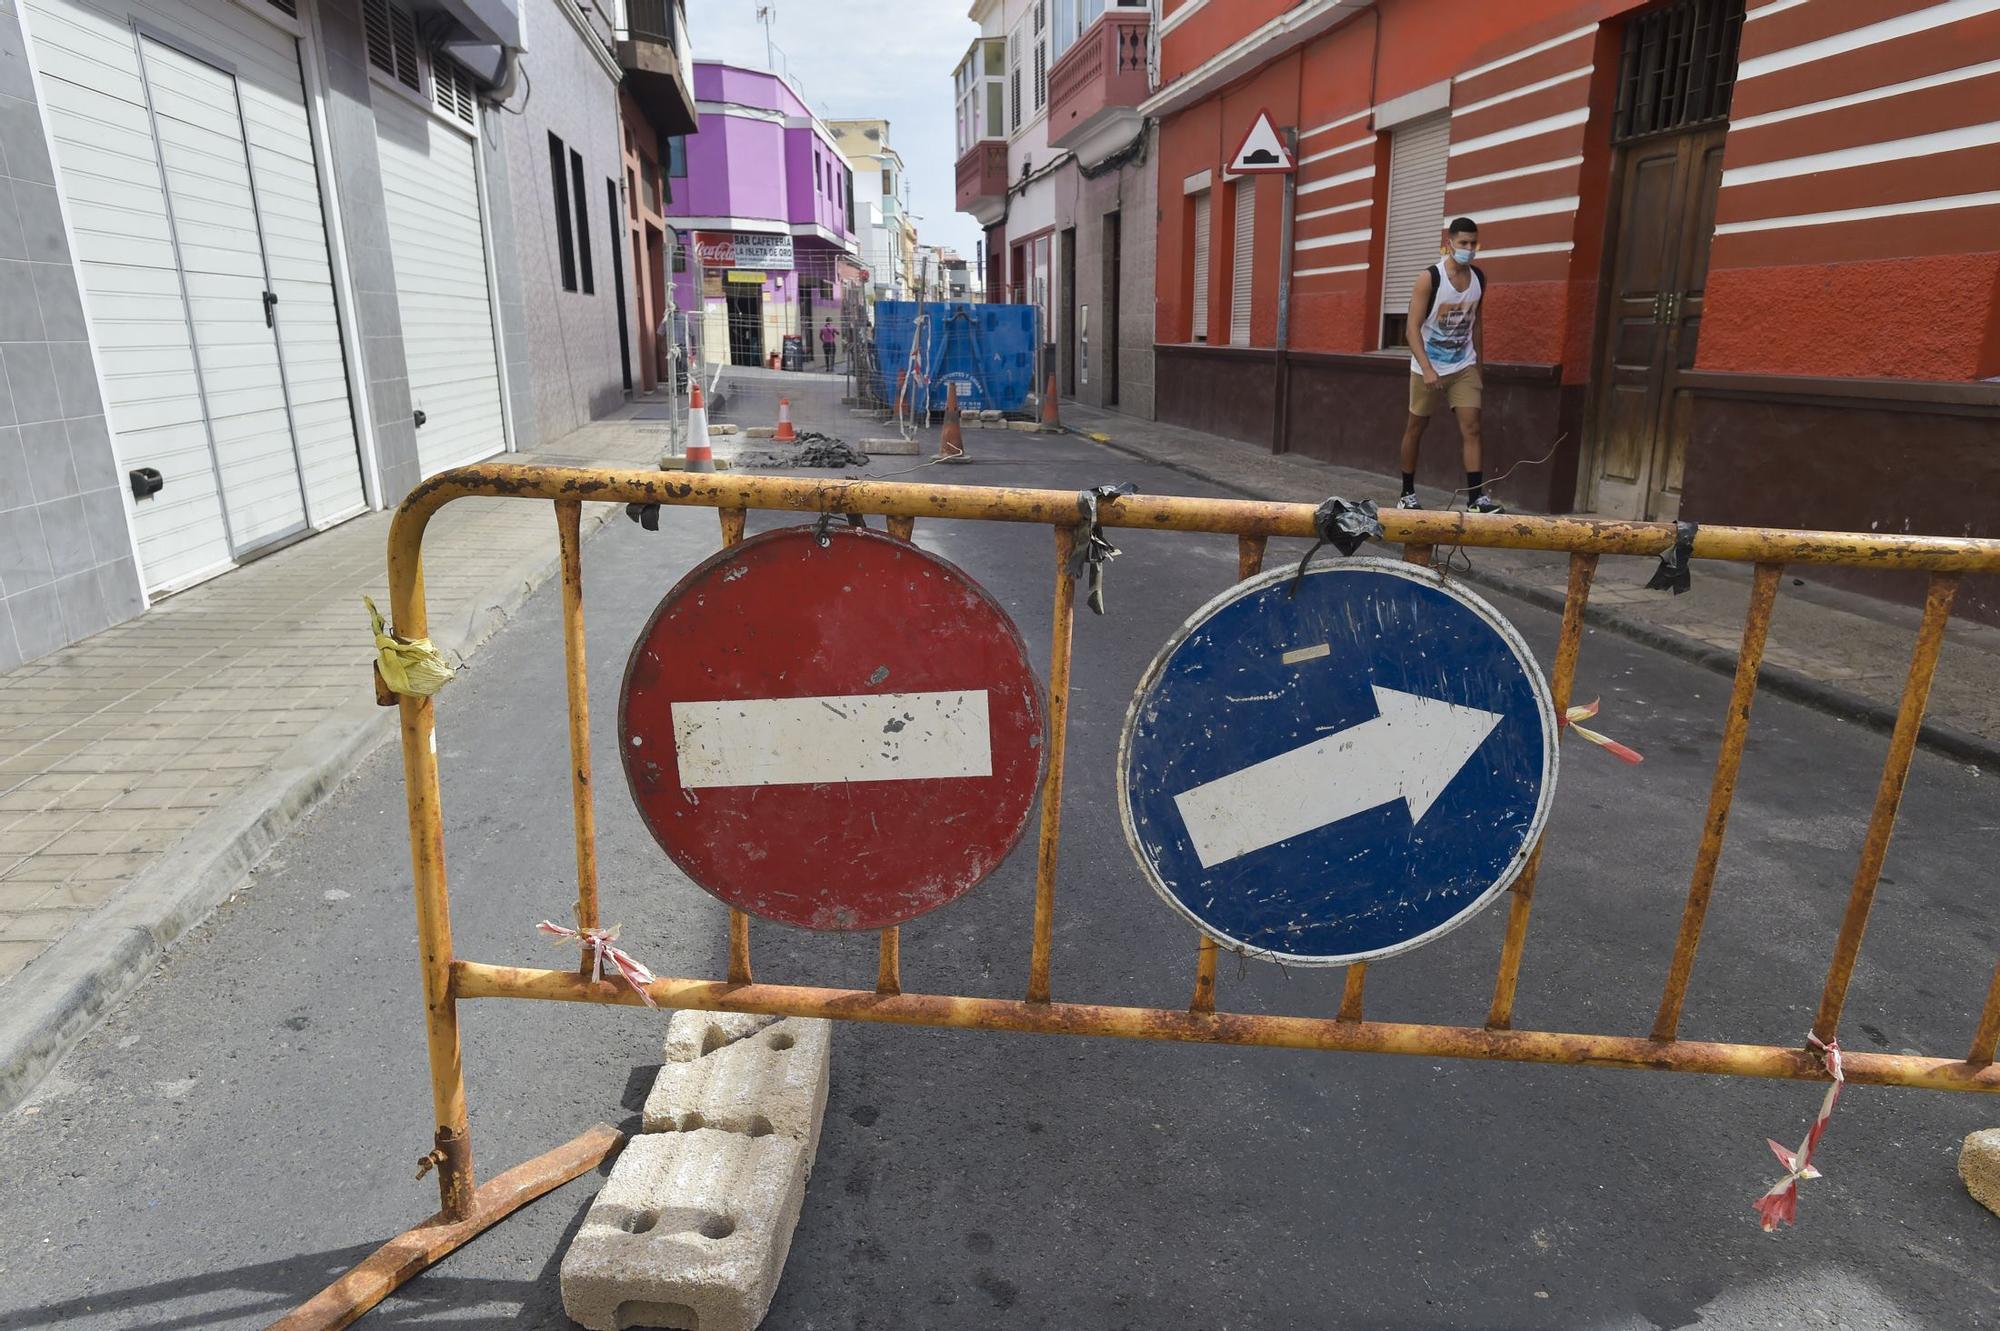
[680,245,874,395]
[654,237,1019,440]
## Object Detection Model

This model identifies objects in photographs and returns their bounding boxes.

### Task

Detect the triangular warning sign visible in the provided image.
[1227,110,1294,175]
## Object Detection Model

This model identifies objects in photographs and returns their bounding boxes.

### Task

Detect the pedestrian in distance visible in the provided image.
[820,318,838,372]
[1398,217,1503,515]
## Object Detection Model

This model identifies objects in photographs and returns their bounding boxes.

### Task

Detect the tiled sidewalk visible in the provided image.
[1065,401,2000,757]
[0,415,666,985]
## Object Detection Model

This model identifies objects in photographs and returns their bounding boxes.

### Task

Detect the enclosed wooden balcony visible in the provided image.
[1047,7,1150,165]
[956,139,1008,217]
[618,0,698,137]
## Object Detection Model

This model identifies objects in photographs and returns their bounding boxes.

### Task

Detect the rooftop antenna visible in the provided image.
[755,3,777,72]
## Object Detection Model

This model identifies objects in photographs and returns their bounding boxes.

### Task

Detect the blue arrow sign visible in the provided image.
[1118,557,1557,966]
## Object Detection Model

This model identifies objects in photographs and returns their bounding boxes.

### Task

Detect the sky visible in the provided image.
[684,0,983,261]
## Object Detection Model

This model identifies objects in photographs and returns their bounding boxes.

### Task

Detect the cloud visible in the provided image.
[685,1,985,265]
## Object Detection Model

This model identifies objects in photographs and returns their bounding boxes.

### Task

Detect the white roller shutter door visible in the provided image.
[1189,190,1210,343]
[140,38,303,551]
[373,92,506,477]
[1229,181,1255,347]
[1380,111,1451,336]
[26,0,367,593]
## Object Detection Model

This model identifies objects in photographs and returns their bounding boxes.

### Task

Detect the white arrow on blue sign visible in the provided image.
[1118,557,1558,966]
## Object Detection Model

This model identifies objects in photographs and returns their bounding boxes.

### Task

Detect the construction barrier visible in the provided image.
[275,466,2000,1327]
[872,300,1039,414]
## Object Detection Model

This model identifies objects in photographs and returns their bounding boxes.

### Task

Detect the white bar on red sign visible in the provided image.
[670,691,994,788]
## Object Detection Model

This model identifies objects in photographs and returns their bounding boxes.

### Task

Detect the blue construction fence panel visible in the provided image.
[872,302,1039,414]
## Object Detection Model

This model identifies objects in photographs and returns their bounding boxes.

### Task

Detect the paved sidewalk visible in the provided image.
[0,410,668,1110]
[1065,402,2000,764]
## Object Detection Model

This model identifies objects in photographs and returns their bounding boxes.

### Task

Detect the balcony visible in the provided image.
[1047,7,1151,166]
[955,139,1008,222]
[617,0,698,137]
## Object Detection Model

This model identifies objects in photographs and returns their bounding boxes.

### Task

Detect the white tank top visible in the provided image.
[1412,263,1481,374]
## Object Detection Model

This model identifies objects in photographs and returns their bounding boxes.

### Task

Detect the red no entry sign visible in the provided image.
[619,526,1046,930]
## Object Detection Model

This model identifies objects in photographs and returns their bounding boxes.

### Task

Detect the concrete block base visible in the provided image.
[560,1131,810,1331]
[644,1015,831,1146]
[743,427,777,439]
[562,1011,833,1331]
[658,457,735,471]
[661,1012,776,1064]
[1007,420,1041,432]
[1962,1129,2000,1218]
[859,438,921,456]
[978,409,1003,421]
[708,424,740,436]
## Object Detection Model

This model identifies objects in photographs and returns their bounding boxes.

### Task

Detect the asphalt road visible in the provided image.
[1,422,1996,1330]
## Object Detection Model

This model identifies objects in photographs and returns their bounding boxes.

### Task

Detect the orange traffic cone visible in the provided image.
[774,397,798,443]
[685,380,715,473]
[938,382,966,461]
[1042,373,1061,430]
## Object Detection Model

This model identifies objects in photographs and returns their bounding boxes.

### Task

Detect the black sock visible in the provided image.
[1400,471,1416,496]
[1467,471,1484,501]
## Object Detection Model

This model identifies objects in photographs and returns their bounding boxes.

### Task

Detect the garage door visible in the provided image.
[373,91,506,477]
[24,0,367,593]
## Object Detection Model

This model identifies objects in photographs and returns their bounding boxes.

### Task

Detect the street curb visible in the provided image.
[0,500,623,1117]
[1094,436,2000,772]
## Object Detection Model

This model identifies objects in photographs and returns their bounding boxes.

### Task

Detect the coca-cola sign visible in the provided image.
[692,230,795,270]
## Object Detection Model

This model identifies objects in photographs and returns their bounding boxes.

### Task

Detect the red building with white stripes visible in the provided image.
[1146,0,2000,620]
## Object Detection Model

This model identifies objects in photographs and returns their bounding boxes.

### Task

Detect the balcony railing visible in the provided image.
[1047,7,1151,158]
[627,0,674,39]
[955,139,1008,215]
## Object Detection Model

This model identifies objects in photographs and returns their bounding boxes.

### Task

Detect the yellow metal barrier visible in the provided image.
[272,464,2000,1329]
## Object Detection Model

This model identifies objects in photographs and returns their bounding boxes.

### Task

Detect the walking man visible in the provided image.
[819,318,838,372]
[1398,218,1502,514]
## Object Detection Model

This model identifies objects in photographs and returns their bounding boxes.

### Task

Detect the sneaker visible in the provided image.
[1396,492,1422,510]
[1469,494,1506,515]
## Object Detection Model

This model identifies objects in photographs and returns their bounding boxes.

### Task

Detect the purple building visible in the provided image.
[668,63,862,368]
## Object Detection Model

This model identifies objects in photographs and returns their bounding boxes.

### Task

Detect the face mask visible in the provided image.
[1452,247,1476,265]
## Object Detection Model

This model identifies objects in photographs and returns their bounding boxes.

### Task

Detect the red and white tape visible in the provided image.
[1562,698,1644,764]
[537,920,659,1008]
[1753,1033,1844,1231]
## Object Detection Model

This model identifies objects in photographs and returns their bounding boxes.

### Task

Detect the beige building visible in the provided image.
[829,118,918,302]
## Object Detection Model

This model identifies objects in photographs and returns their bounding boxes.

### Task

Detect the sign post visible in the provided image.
[1119,557,1558,965]
[621,526,1047,932]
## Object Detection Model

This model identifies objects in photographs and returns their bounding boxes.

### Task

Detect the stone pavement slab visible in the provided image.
[1062,401,2000,764]
[0,411,671,1111]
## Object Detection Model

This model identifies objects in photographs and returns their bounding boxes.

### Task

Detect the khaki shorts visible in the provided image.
[1409,363,1482,417]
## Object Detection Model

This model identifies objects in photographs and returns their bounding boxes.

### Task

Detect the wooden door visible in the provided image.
[1587,124,1726,519]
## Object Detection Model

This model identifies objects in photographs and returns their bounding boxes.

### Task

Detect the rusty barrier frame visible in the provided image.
[273,464,2000,1329]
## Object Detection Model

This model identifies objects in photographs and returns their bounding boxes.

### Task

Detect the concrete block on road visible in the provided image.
[1008,420,1041,432]
[1962,1129,2000,1218]
[708,424,740,436]
[560,1130,812,1331]
[979,409,1003,421]
[743,427,777,439]
[859,438,920,456]
[563,1009,832,1330]
[661,1011,777,1064]
[646,1013,831,1145]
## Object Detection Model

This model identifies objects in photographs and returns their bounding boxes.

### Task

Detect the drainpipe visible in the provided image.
[480,44,524,107]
